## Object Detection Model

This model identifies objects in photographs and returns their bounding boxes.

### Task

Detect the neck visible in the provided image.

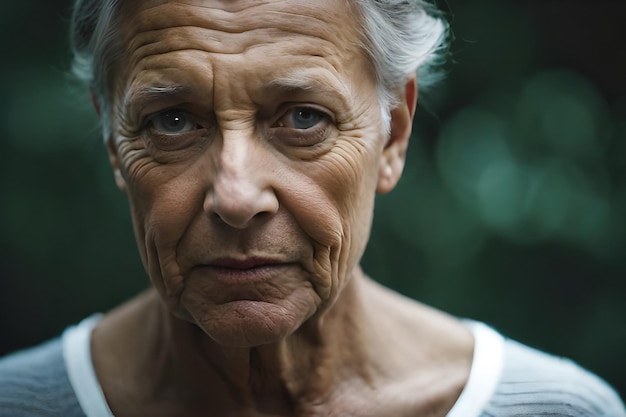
[126,269,371,414]
[93,269,475,416]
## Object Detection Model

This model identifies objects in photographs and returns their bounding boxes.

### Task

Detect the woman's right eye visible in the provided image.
[149,110,199,135]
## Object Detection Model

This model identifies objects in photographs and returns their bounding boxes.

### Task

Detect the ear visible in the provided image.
[106,136,128,193]
[376,76,417,194]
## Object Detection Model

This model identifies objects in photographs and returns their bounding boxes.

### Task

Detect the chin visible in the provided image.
[191,300,313,348]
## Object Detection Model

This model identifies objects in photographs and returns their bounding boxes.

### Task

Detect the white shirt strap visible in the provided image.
[62,315,114,417]
[446,321,505,417]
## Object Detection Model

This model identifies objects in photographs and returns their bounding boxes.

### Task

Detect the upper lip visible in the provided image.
[207,257,287,270]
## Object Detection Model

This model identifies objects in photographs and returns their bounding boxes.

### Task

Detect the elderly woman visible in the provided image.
[0,0,624,416]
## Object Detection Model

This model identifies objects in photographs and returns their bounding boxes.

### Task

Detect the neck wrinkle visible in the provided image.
[284,272,372,409]
[154,271,371,413]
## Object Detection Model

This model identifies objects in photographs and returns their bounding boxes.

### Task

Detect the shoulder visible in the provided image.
[482,338,626,417]
[0,337,84,417]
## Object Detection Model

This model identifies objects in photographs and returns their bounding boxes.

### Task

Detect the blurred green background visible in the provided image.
[1,0,624,398]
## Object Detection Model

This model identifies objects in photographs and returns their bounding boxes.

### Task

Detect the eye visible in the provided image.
[149,110,199,135]
[270,105,334,149]
[276,107,327,130]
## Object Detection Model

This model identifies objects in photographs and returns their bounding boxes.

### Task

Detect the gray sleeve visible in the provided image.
[481,339,625,417]
[0,338,86,417]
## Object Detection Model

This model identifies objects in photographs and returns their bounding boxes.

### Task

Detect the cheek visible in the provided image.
[277,135,380,300]
[323,139,380,203]
[326,141,379,266]
[122,138,206,245]
[317,136,381,243]
[123,155,207,305]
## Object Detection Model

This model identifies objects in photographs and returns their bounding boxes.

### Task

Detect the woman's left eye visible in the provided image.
[276,107,327,130]
[149,110,198,135]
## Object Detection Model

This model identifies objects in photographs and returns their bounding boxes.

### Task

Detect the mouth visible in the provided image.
[209,257,285,270]
[196,257,294,284]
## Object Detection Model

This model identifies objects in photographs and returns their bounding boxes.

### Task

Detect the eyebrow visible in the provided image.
[123,85,195,113]
[122,70,352,115]
[266,70,352,102]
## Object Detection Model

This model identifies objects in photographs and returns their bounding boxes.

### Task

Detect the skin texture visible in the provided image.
[91,0,474,415]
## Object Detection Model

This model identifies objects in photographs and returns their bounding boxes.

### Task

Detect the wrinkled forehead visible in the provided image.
[104,0,376,111]
[115,0,364,52]
[106,0,372,97]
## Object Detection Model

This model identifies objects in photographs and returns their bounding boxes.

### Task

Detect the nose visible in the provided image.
[205,134,279,229]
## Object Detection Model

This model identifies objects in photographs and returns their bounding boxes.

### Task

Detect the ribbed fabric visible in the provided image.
[479,339,626,417]
[0,338,85,417]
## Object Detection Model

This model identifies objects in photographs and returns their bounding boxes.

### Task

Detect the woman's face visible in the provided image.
[106,0,411,348]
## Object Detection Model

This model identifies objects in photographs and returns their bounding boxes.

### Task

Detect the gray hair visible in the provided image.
[70,0,450,138]
[355,0,449,123]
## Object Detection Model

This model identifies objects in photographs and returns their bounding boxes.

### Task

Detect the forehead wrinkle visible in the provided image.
[121,0,360,54]
[125,0,276,33]
[115,1,366,88]
[128,27,339,63]
[260,9,358,45]
[127,0,353,33]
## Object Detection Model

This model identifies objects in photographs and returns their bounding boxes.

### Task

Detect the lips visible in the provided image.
[209,257,284,270]
[194,257,293,284]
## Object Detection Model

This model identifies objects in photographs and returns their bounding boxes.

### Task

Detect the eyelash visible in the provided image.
[147,110,200,135]
[271,105,333,147]
[276,106,328,127]
[141,104,333,151]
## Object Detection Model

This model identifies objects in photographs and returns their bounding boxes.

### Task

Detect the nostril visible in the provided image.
[204,143,280,229]
[205,182,279,229]
[211,208,275,229]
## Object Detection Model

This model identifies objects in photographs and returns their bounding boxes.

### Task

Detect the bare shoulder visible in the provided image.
[354,276,474,416]
[359,276,474,353]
